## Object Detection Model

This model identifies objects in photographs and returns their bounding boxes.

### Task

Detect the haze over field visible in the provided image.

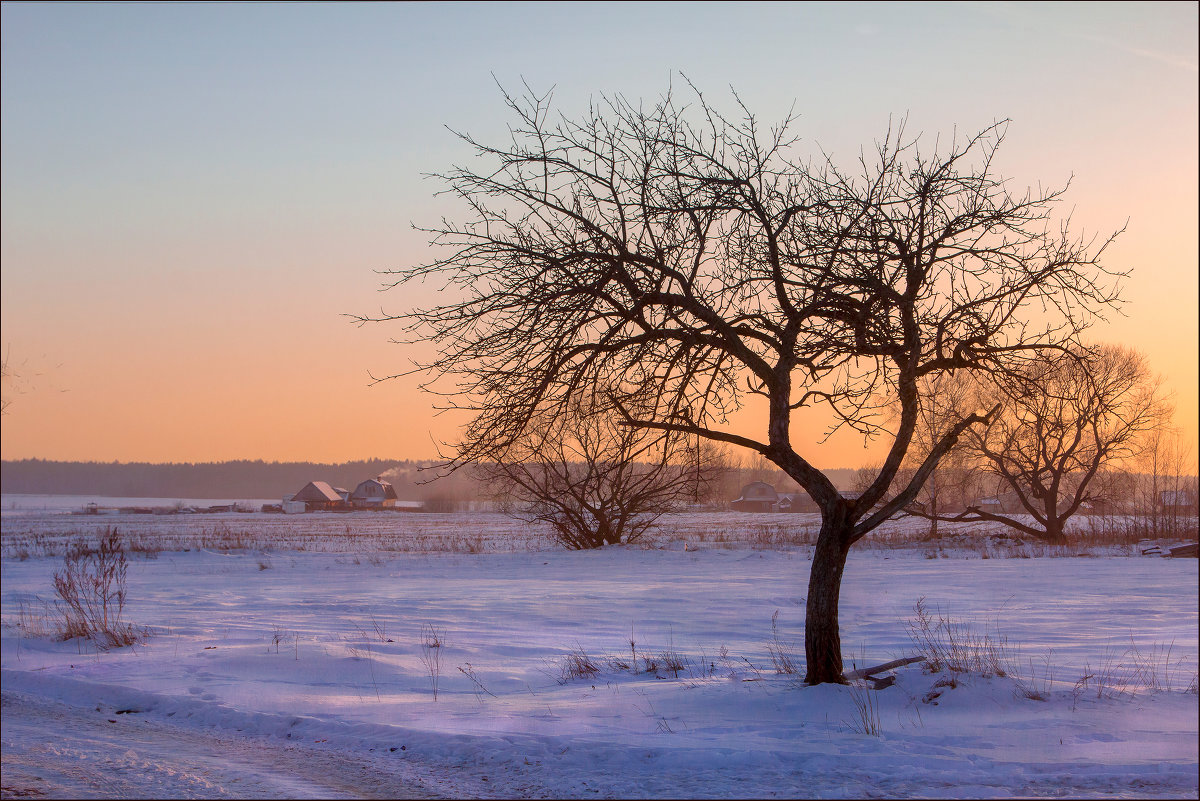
[1,2,1197,468]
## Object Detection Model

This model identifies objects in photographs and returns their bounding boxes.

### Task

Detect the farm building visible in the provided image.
[350,477,398,508]
[731,482,779,512]
[777,493,818,513]
[288,481,347,512]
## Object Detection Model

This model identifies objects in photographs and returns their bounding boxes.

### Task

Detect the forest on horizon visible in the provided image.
[0,458,860,505]
[2,458,424,501]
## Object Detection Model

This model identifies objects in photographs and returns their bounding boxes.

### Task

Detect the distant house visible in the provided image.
[289,481,346,512]
[731,482,779,512]
[777,493,818,513]
[350,477,398,508]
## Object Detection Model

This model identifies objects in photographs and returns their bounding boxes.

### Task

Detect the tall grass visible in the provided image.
[906,597,1011,677]
[52,528,142,649]
[766,610,801,675]
[844,669,882,736]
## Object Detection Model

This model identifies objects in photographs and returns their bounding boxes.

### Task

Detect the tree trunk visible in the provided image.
[804,509,853,685]
[1042,515,1066,544]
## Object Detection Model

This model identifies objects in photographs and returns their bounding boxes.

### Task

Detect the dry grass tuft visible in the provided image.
[907,597,1012,678]
[766,610,801,675]
[844,669,882,736]
[52,528,144,649]
[560,645,601,683]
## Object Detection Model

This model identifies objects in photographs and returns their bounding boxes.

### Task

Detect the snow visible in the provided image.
[2,506,1197,798]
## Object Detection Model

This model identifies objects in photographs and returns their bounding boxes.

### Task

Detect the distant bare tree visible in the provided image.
[694,440,738,507]
[1137,428,1198,539]
[475,393,711,549]
[365,83,1124,683]
[747,452,780,485]
[893,372,990,538]
[914,345,1170,542]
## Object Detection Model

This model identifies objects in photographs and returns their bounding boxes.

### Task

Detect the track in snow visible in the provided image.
[1,690,441,799]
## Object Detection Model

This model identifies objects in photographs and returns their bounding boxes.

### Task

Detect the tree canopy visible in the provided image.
[369,82,1125,683]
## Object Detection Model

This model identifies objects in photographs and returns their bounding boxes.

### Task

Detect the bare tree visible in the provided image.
[914,345,1170,542]
[694,440,738,508]
[1137,428,1198,539]
[364,83,1123,683]
[747,452,780,485]
[476,393,710,548]
[894,372,998,538]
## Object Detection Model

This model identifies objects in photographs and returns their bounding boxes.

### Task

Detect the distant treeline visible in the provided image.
[0,458,416,500]
[0,458,862,505]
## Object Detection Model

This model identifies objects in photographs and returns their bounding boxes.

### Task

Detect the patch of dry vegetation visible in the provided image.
[907,597,1197,703]
[52,529,144,648]
[1,509,1194,560]
[0,513,550,557]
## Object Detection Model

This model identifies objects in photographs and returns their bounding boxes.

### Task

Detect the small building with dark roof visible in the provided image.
[777,492,818,513]
[731,481,780,512]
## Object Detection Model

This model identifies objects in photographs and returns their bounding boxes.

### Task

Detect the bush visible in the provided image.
[53,528,141,648]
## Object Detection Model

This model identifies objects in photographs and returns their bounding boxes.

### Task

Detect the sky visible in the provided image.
[2,1,1197,468]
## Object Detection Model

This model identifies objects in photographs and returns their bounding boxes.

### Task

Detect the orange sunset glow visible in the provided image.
[2,3,1196,469]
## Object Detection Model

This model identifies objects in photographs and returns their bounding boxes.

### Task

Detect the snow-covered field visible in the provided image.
[2,505,1197,798]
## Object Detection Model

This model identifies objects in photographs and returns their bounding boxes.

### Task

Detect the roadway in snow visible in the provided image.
[1,690,440,799]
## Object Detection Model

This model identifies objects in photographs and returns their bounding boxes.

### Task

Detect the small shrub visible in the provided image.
[53,528,142,649]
